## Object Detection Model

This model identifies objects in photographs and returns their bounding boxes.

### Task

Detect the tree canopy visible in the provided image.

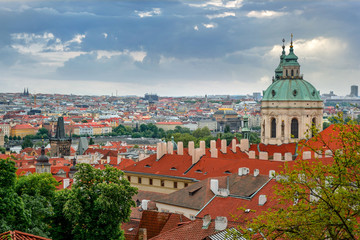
[59,164,137,240]
[237,115,360,239]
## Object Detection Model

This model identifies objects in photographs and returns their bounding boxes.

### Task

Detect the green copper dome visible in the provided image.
[262,78,321,101]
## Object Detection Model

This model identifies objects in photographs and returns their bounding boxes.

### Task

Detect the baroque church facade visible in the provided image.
[261,37,323,145]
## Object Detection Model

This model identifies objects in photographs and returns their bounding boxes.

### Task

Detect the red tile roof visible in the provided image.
[0,230,51,240]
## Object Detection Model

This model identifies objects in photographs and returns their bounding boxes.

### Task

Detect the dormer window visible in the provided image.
[195,169,202,173]
[145,164,151,168]
[170,167,177,170]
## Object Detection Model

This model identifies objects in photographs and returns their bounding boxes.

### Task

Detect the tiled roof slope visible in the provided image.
[135,210,190,239]
[150,218,237,240]
[196,179,278,221]
[0,230,51,240]
[124,146,284,181]
[155,175,269,210]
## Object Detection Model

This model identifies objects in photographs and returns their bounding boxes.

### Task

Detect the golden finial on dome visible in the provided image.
[290,33,293,48]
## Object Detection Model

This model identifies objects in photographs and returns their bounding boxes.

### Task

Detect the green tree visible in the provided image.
[22,137,33,149]
[0,159,28,233]
[89,138,95,145]
[62,164,137,240]
[238,114,360,239]
[15,173,59,238]
[224,124,230,133]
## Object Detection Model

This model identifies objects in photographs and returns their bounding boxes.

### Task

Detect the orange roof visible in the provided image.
[12,124,37,130]
[0,230,51,240]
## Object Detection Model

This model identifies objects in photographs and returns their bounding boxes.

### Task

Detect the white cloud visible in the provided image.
[203,23,216,29]
[246,10,287,18]
[103,33,108,39]
[135,8,161,18]
[206,11,235,19]
[96,50,146,62]
[267,37,347,61]
[194,25,199,31]
[189,0,243,9]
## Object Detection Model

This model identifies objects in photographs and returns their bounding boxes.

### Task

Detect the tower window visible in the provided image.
[291,69,294,76]
[271,118,276,138]
[286,69,288,76]
[291,118,299,138]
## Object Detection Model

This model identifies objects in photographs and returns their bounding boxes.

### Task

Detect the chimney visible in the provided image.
[177,142,183,155]
[188,141,195,156]
[238,167,249,176]
[141,199,150,210]
[192,148,202,164]
[156,142,162,160]
[221,139,227,153]
[63,178,70,189]
[117,154,122,164]
[258,195,267,206]
[199,140,206,156]
[210,179,219,195]
[231,139,236,153]
[138,228,147,240]
[254,169,259,177]
[167,141,173,155]
[240,139,249,152]
[107,156,110,164]
[269,170,275,178]
[215,216,228,231]
[202,214,211,229]
[162,142,167,155]
[210,140,218,158]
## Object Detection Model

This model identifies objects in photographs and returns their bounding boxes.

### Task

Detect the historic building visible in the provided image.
[35,146,51,174]
[261,37,323,145]
[50,117,72,157]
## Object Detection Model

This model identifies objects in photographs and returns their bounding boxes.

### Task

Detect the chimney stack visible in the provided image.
[162,142,167,155]
[210,140,218,158]
[156,142,162,160]
[254,169,259,177]
[177,142,183,155]
[188,141,195,156]
[138,228,147,240]
[215,216,228,231]
[63,178,70,189]
[210,179,219,195]
[231,139,236,153]
[117,153,122,164]
[167,141,173,155]
[221,139,227,153]
[199,140,206,156]
[258,195,267,206]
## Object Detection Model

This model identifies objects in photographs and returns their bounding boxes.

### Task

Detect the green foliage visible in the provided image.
[0,147,5,154]
[238,113,360,239]
[22,137,33,149]
[59,164,137,240]
[224,124,230,133]
[0,159,28,234]
[89,138,95,145]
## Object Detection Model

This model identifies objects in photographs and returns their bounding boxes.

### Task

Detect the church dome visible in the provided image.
[262,78,321,101]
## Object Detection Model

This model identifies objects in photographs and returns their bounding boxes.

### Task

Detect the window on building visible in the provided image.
[184,183,188,188]
[161,180,165,187]
[149,178,153,185]
[271,118,276,138]
[127,176,131,182]
[174,182,177,188]
[138,177,142,184]
[291,69,294,76]
[286,69,288,76]
[291,118,299,138]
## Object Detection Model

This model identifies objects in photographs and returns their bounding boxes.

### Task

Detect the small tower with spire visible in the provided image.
[35,146,51,173]
[282,33,301,79]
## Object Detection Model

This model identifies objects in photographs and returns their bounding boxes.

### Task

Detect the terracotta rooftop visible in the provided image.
[0,230,51,240]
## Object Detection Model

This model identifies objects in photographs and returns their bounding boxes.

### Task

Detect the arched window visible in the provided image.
[291,69,294,76]
[286,69,288,76]
[291,118,299,138]
[271,118,276,138]
[311,117,316,137]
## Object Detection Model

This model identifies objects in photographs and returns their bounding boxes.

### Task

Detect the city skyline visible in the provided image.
[0,0,359,96]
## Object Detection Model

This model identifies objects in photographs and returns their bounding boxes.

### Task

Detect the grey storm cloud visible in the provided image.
[0,0,359,95]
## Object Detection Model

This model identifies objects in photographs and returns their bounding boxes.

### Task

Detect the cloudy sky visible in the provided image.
[0,0,359,96]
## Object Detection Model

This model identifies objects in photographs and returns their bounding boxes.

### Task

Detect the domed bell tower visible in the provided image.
[260,35,323,145]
